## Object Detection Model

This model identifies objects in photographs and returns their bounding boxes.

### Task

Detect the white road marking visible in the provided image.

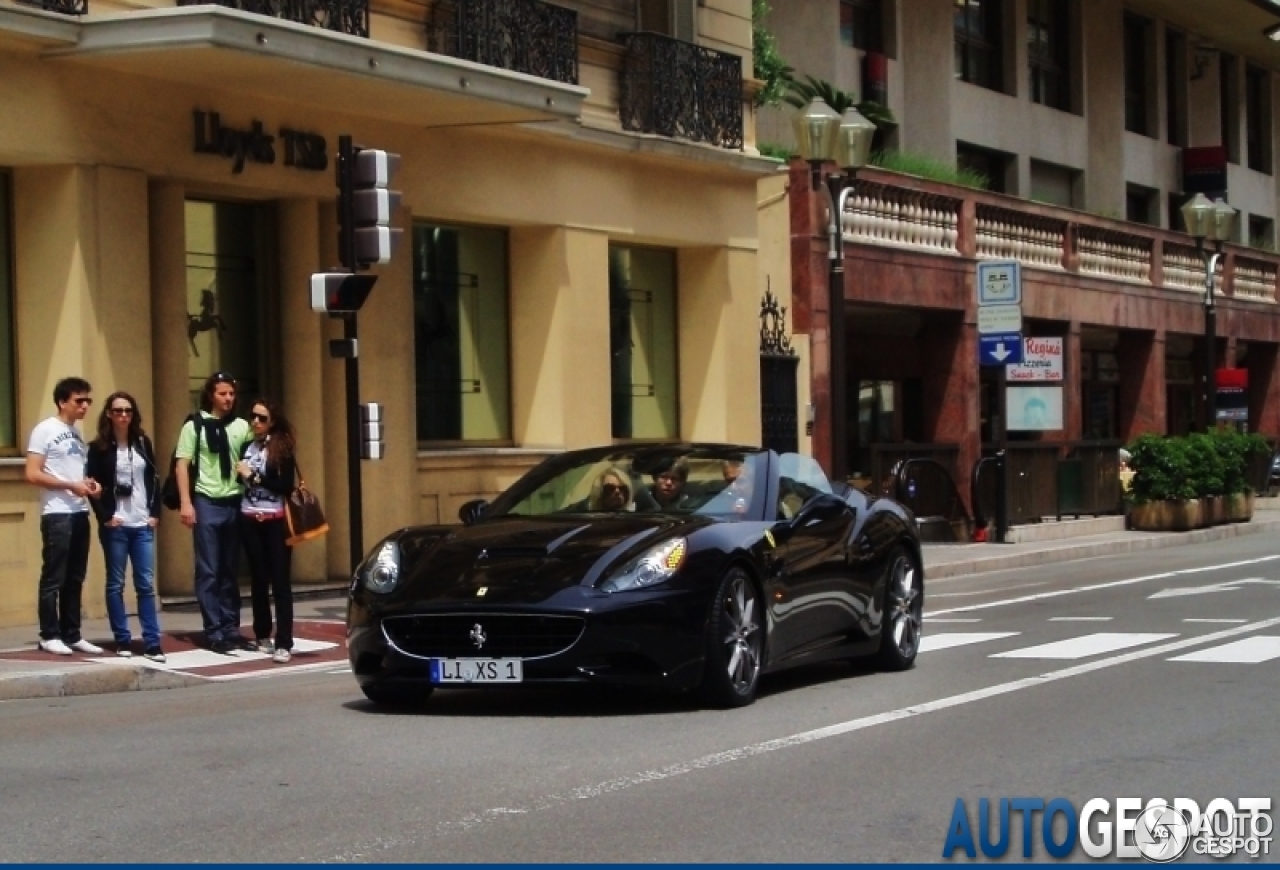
[325,616,1280,861]
[208,659,350,681]
[929,555,1280,617]
[927,617,984,623]
[1049,616,1114,622]
[105,637,338,672]
[992,632,1177,659]
[929,581,1047,598]
[1183,618,1248,624]
[919,632,1019,653]
[1149,582,1243,599]
[1168,636,1280,663]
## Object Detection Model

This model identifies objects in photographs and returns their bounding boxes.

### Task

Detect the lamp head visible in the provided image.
[1210,198,1237,244]
[834,105,877,173]
[792,97,841,165]
[1180,192,1214,243]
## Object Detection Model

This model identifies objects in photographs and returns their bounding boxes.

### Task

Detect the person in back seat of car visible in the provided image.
[636,457,692,512]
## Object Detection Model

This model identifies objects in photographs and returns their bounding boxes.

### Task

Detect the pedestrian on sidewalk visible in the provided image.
[24,377,103,657]
[236,398,298,664]
[174,372,252,655]
[85,392,166,663]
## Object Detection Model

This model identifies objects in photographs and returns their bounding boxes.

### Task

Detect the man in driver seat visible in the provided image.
[636,457,693,512]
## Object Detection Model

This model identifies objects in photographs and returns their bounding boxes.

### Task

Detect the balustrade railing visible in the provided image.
[1233,255,1278,302]
[427,0,579,85]
[619,32,743,150]
[1162,241,1207,294]
[844,180,961,254]
[975,204,1066,268]
[1075,226,1152,284]
[177,0,368,35]
[27,0,86,14]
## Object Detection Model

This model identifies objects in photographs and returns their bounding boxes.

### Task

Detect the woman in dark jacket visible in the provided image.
[235,397,297,663]
[85,391,165,662]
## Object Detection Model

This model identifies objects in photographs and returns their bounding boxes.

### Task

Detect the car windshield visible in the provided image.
[486,446,769,520]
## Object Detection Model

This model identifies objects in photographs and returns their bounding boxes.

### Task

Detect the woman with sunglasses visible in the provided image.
[235,398,297,664]
[85,392,165,662]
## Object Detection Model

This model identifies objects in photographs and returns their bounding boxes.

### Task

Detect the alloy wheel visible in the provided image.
[887,554,921,660]
[722,573,762,693]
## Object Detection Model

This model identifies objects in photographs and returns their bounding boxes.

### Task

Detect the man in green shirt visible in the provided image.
[175,372,252,654]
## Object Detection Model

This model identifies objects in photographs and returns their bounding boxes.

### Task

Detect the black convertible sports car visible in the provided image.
[346,444,924,708]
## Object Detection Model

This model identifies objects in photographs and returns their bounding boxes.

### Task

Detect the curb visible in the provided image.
[925,518,1280,580]
[0,663,207,702]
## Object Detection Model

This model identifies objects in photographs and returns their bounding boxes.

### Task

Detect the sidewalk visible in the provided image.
[3,516,1279,702]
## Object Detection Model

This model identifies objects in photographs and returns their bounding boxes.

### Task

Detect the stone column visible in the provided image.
[921,312,979,511]
[677,246,760,444]
[1065,322,1083,440]
[1082,0,1126,217]
[1116,328,1166,441]
[148,181,191,598]
[899,0,955,163]
[277,198,328,585]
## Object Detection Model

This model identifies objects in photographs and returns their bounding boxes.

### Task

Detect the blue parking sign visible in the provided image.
[979,333,1023,366]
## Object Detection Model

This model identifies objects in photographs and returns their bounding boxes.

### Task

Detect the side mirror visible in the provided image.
[458,498,489,526]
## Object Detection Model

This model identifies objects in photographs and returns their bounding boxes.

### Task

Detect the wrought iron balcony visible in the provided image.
[176,0,369,38]
[18,0,87,15]
[619,31,743,150]
[428,0,579,86]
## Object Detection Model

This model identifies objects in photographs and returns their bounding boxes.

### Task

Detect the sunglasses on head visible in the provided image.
[109,406,134,416]
[602,482,629,496]
[251,412,270,423]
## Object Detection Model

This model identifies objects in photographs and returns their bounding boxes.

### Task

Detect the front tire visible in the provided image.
[876,546,922,671]
[700,567,764,708]
[360,682,435,708]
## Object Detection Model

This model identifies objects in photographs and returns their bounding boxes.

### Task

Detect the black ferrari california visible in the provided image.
[347,444,924,709]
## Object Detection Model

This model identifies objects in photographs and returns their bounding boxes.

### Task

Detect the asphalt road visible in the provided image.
[3,535,1280,863]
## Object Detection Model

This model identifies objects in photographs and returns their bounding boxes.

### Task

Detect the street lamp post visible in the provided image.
[1180,193,1238,431]
[793,97,877,483]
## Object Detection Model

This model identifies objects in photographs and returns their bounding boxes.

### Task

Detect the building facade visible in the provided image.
[0,0,773,627]
[757,0,1280,521]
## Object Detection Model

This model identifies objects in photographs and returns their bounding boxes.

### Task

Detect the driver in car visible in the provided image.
[636,457,693,512]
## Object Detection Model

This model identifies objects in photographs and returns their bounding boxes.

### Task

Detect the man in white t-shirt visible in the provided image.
[24,377,104,656]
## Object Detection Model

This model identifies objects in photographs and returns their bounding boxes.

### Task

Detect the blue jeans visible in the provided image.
[99,524,161,648]
[192,495,243,644]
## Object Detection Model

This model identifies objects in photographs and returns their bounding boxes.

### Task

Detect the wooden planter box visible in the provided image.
[1203,496,1227,526]
[1130,499,1204,531]
[1227,492,1255,523]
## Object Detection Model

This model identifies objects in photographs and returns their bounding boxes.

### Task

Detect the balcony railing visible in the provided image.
[25,0,87,14]
[428,0,578,86]
[619,31,743,150]
[176,0,368,37]
[828,166,1280,304]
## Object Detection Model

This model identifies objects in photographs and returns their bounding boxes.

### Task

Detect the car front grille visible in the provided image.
[382,613,586,659]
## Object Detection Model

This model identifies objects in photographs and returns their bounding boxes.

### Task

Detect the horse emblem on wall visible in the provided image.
[188,287,227,357]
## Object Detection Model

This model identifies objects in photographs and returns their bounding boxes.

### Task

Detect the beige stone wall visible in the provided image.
[0,32,763,624]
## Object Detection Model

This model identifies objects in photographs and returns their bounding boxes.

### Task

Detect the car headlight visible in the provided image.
[363,540,401,594]
[601,537,687,593]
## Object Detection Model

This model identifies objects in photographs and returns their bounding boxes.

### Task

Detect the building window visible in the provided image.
[954,0,1003,92]
[412,223,511,443]
[0,172,14,449]
[1247,65,1272,174]
[1221,52,1240,164]
[957,142,1012,194]
[1030,159,1080,208]
[1126,184,1158,227]
[841,0,882,52]
[1165,28,1187,147]
[1123,13,1152,136]
[1027,0,1069,110]
[609,245,677,440]
[1249,215,1275,252]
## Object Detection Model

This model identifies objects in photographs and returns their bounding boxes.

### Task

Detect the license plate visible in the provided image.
[429,658,523,684]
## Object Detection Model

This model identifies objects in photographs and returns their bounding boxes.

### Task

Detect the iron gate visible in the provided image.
[759,288,799,454]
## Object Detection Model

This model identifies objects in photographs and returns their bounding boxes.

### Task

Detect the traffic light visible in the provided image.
[338,138,402,270]
[310,272,378,313]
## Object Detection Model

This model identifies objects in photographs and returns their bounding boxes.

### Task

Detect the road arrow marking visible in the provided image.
[1148,577,1280,599]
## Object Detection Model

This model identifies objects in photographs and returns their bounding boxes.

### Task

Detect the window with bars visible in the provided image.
[412,222,511,443]
[840,0,882,52]
[1027,0,1069,110]
[609,245,678,440]
[954,0,1003,92]
[1123,13,1152,136]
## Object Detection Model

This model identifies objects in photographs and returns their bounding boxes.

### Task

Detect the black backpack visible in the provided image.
[160,413,204,511]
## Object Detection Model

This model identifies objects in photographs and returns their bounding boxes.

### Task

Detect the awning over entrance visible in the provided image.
[9,4,587,125]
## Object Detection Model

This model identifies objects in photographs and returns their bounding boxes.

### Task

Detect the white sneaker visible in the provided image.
[69,639,104,655]
[272,648,292,664]
[257,638,276,655]
[39,638,73,656]
[116,648,133,659]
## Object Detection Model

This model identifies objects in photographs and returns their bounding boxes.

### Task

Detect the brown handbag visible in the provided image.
[285,463,329,547]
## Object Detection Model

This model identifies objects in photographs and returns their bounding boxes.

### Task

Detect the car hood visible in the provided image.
[394,514,708,604]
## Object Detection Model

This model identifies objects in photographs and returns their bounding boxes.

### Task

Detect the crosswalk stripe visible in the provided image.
[1168,636,1280,663]
[919,632,1019,653]
[992,632,1177,660]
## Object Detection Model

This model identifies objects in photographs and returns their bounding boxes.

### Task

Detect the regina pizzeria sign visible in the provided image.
[1007,336,1063,382]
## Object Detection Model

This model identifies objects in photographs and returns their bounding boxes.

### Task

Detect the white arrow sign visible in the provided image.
[1147,578,1280,599]
[991,342,1012,362]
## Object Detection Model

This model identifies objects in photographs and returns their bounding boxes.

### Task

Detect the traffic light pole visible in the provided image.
[338,134,365,572]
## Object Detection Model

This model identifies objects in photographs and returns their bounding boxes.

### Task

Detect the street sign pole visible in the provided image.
[338,135,364,573]
[996,364,1009,544]
[976,260,1022,545]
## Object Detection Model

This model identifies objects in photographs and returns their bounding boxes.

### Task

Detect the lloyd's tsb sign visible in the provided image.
[943,796,1273,862]
[192,110,328,174]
